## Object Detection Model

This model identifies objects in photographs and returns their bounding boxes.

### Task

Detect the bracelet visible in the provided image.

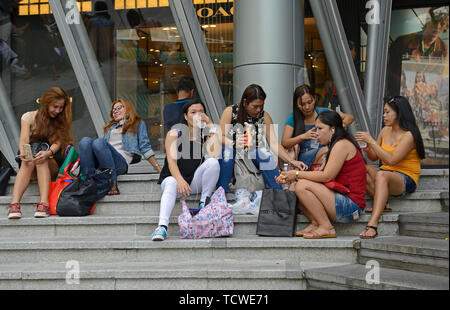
[49,148,55,156]
[295,171,300,181]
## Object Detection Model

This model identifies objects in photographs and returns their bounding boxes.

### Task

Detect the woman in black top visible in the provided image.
[152,100,221,241]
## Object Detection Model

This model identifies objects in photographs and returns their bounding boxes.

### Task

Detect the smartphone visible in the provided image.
[23,144,33,159]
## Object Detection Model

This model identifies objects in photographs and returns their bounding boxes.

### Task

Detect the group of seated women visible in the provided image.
[7,84,425,242]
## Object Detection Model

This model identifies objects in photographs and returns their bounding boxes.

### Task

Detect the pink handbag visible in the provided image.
[178,187,234,239]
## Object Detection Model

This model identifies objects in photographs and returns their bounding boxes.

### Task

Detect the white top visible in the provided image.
[21,110,38,136]
[108,125,133,164]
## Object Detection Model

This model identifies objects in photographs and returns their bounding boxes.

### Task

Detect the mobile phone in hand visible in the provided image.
[23,144,33,159]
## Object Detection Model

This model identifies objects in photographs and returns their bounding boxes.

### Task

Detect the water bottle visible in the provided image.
[282,163,290,190]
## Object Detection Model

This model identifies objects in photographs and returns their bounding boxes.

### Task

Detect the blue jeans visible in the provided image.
[78,137,128,184]
[334,193,363,223]
[217,146,282,192]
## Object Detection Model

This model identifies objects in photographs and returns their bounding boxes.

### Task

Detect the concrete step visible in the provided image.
[0,260,353,290]
[0,235,358,265]
[417,169,449,191]
[1,190,446,217]
[399,212,449,239]
[356,236,449,276]
[5,168,448,195]
[304,263,449,290]
[0,213,401,238]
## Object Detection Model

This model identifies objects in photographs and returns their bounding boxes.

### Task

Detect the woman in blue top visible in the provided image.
[79,99,162,195]
[281,85,354,169]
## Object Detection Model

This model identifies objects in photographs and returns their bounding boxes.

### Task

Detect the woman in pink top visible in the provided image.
[276,111,366,239]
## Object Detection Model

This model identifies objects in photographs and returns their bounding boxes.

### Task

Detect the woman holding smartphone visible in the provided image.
[7,87,73,219]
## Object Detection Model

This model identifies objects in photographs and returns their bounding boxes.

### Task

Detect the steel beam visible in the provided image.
[365,0,392,137]
[49,0,111,137]
[0,78,19,171]
[309,0,372,135]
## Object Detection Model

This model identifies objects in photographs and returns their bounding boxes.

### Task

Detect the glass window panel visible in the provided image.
[2,5,97,149]
[125,0,136,9]
[115,0,125,10]
[137,0,147,9]
[148,0,158,8]
[387,6,449,166]
[29,5,39,15]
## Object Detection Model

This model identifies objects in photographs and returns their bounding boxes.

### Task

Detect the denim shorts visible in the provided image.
[334,193,363,223]
[377,168,417,197]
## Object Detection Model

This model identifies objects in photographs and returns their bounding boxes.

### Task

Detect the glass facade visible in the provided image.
[1,0,448,167]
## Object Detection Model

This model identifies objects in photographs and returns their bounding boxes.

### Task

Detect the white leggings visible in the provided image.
[158,158,220,227]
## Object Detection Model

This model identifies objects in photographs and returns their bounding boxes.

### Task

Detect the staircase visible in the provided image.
[0,157,448,290]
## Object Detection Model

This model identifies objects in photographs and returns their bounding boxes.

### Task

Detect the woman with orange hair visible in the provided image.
[7,87,73,219]
[78,99,161,196]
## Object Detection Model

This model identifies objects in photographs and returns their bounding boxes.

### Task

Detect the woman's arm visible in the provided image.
[219,106,234,146]
[265,112,307,170]
[18,119,31,161]
[165,129,192,197]
[364,131,415,166]
[278,140,352,183]
[356,127,384,162]
[281,124,304,148]
[337,111,354,128]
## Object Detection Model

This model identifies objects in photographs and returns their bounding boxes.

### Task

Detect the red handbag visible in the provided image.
[323,181,350,194]
[310,162,350,195]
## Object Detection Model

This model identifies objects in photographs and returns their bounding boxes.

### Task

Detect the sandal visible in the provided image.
[295,224,318,237]
[107,182,120,195]
[303,227,337,239]
[360,225,378,239]
[365,201,392,213]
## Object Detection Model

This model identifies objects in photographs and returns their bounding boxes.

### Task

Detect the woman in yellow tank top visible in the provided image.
[355,96,425,238]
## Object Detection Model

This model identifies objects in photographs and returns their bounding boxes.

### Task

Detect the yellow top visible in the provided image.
[379,127,421,185]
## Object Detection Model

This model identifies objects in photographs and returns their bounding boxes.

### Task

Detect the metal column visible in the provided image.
[365,0,392,137]
[49,0,111,137]
[169,0,226,124]
[0,78,19,171]
[309,0,372,135]
[234,0,304,139]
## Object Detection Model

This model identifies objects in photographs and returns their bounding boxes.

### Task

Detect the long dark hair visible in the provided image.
[317,110,361,167]
[384,96,425,159]
[236,84,266,125]
[292,84,314,137]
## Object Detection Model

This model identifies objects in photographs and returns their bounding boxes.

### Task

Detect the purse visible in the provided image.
[229,150,265,193]
[56,177,97,216]
[178,187,234,239]
[92,167,113,200]
[48,145,81,215]
[323,181,350,194]
[310,163,350,195]
[256,188,297,237]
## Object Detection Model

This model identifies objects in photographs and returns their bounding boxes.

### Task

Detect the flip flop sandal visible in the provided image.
[303,229,337,239]
[360,225,378,239]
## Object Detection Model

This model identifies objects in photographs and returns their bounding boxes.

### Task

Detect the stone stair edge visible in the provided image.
[304,263,449,290]
[359,236,449,258]
[0,213,400,226]
[0,189,445,203]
